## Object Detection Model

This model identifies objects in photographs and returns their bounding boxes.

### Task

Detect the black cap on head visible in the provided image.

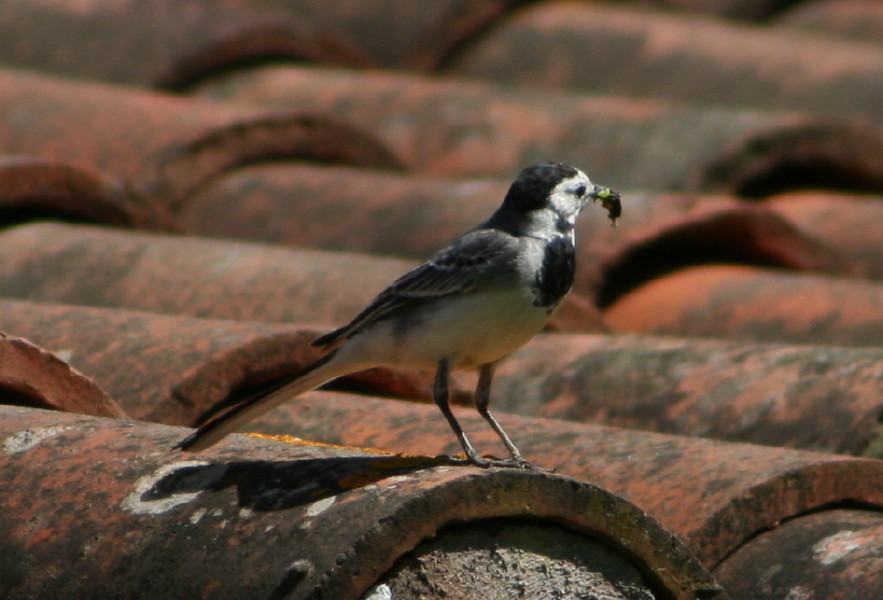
[502,163,579,212]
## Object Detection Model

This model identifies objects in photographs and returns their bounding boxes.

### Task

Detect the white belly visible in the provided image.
[336,287,552,371]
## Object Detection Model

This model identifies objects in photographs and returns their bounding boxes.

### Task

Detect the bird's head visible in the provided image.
[499,163,621,232]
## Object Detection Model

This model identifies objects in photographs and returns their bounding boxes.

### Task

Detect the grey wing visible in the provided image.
[312,228,518,348]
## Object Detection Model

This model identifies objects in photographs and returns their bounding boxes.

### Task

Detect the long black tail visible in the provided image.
[175,351,340,452]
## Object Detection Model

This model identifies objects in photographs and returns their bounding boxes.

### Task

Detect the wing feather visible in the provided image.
[312,228,517,348]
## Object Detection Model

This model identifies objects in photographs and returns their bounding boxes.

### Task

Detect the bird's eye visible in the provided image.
[574,184,587,196]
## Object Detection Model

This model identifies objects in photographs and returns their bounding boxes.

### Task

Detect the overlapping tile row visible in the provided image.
[0,405,723,600]
[0,296,461,428]
[181,164,851,303]
[445,1,883,125]
[187,164,880,348]
[193,65,883,194]
[0,68,402,215]
[5,0,878,92]
[0,0,519,86]
[0,298,327,426]
[0,222,601,333]
[491,332,883,456]
[242,390,883,594]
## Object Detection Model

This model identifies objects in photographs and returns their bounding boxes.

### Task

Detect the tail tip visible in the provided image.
[174,431,204,452]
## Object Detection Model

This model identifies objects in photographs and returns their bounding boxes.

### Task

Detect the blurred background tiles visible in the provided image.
[0,1,882,598]
[0,156,173,230]
[444,2,883,125]
[0,68,402,213]
[772,0,883,44]
[192,65,883,192]
[766,191,883,280]
[0,0,372,87]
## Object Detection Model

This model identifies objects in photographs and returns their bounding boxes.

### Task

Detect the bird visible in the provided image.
[177,163,621,467]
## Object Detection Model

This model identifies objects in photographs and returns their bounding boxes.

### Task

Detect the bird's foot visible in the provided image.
[490,456,546,470]
[463,454,545,470]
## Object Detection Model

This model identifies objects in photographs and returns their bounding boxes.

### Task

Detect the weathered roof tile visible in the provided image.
[0,298,324,425]
[714,508,883,600]
[178,164,853,308]
[247,390,883,573]
[0,331,124,419]
[446,1,883,124]
[492,332,883,456]
[0,404,723,600]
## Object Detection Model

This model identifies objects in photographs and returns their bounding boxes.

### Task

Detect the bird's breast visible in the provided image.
[519,234,576,311]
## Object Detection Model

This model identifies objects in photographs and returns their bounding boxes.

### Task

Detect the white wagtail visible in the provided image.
[178,163,620,467]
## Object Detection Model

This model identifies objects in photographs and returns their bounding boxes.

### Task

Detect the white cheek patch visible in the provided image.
[550,173,592,219]
[549,191,583,222]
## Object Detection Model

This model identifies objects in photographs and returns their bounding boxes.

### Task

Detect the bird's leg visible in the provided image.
[433,358,490,467]
[475,363,534,469]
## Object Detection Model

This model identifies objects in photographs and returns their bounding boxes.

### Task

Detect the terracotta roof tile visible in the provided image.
[193,65,883,194]
[2,1,882,595]
[247,391,883,571]
[0,298,325,426]
[445,2,883,124]
[0,156,172,230]
[0,331,124,419]
[714,508,883,599]
[0,404,722,600]
[277,0,519,72]
[492,332,883,455]
[0,68,402,213]
[767,191,883,280]
[604,264,883,347]
[182,164,508,254]
[0,0,372,88]
[774,0,883,45]
[0,222,601,333]
[585,196,850,304]
[0,222,412,324]
[181,164,852,306]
